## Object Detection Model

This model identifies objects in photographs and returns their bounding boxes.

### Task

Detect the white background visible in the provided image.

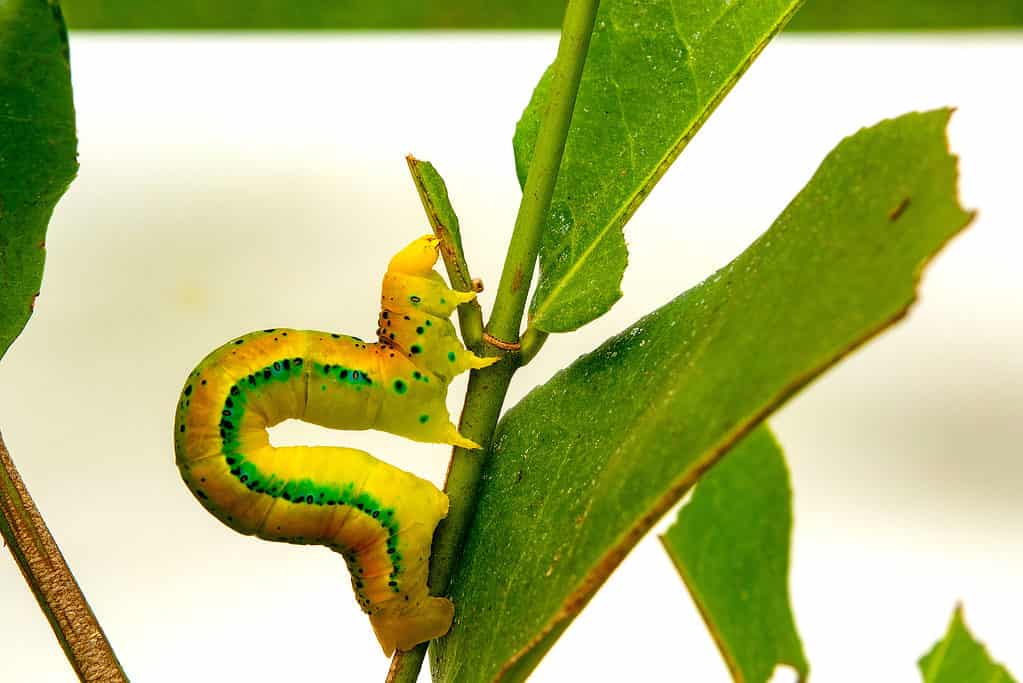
[0,33,1020,682]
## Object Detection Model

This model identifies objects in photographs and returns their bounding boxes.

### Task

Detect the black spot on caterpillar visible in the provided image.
[174,235,496,655]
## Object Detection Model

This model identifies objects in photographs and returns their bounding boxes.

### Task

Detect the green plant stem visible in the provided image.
[0,429,127,682]
[484,0,600,347]
[386,361,515,683]
[386,2,599,681]
[427,361,516,585]
[518,327,549,366]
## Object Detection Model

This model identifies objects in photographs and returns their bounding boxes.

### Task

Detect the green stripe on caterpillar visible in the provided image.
[173,235,497,655]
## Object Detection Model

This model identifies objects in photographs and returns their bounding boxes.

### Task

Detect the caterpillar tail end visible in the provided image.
[370,596,455,656]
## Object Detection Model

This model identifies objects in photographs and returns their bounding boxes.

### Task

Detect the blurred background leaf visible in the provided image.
[661,427,808,683]
[59,0,1023,30]
[919,606,1018,683]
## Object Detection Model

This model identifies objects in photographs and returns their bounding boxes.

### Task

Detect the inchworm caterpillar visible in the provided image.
[174,235,495,655]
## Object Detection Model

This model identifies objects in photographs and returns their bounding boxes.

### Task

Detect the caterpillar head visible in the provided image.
[387,235,441,277]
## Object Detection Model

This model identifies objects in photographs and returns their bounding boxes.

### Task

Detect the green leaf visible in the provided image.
[430,110,972,682]
[0,0,78,361]
[660,426,808,683]
[513,0,804,333]
[405,156,485,350]
[919,606,1018,683]
[406,156,472,291]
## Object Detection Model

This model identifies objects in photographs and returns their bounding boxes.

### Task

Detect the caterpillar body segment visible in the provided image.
[174,235,495,655]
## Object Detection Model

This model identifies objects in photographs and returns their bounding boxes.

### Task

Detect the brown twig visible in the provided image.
[0,429,127,682]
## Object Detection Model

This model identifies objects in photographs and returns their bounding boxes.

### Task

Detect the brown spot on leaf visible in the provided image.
[889,197,911,221]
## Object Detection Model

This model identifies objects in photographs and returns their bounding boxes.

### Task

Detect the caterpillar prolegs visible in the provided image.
[174,236,496,655]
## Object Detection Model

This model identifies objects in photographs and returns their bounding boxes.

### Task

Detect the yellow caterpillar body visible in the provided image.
[173,236,496,655]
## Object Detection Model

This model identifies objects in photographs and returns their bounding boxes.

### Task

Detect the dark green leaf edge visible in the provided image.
[493,111,975,680]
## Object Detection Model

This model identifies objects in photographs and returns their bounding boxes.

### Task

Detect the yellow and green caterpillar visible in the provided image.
[174,235,495,655]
